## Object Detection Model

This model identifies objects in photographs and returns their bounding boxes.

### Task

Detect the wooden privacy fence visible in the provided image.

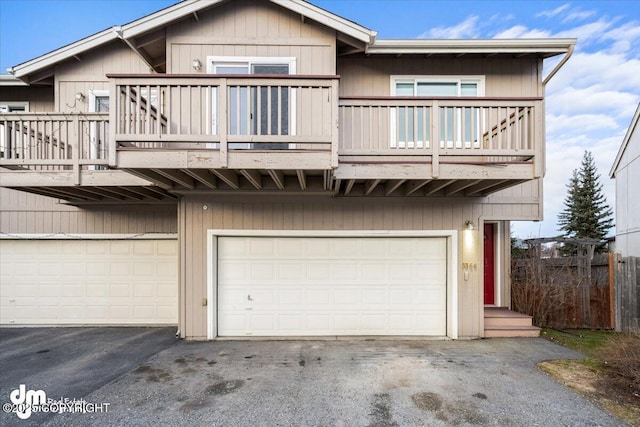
[614,256,640,335]
[512,254,614,329]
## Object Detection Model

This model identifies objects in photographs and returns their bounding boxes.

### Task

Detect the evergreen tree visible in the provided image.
[557,151,614,245]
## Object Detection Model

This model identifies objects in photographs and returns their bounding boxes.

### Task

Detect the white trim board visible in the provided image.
[0,233,178,240]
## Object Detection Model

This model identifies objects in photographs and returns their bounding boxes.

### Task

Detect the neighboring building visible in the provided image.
[610,103,640,257]
[0,0,575,339]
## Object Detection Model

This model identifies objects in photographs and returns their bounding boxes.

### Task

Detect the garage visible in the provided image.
[0,238,178,325]
[215,235,448,337]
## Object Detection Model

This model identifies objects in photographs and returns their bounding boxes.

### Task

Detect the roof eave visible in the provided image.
[365,38,576,57]
[610,103,640,178]
[10,27,117,79]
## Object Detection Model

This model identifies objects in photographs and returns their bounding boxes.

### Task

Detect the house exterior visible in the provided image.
[0,0,575,340]
[610,103,640,257]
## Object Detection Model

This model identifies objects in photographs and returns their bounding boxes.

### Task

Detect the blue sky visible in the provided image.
[1,0,639,239]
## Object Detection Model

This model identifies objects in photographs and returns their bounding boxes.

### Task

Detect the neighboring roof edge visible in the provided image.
[366,38,576,58]
[0,75,28,86]
[9,0,376,80]
[610,102,640,178]
[8,26,117,78]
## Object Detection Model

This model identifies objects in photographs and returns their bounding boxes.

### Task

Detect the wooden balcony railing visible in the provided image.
[0,91,545,184]
[108,74,340,168]
[339,97,544,177]
[0,113,109,177]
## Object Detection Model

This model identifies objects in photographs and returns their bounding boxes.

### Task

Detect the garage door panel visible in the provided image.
[0,240,178,325]
[217,236,447,337]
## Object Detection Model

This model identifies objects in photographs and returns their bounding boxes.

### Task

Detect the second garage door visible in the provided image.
[217,236,447,336]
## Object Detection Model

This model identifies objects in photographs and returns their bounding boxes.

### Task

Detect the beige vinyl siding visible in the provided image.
[486,179,543,220]
[179,195,527,339]
[337,55,541,97]
[0,86,54,112]
[0,188,177,234]
[166,0,336,75]
[55,41,150,113]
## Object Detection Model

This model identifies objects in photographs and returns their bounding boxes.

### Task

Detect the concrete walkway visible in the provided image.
[0,329,624,426]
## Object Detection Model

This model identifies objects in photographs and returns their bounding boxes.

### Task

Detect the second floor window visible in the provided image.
[391,76,485,148]
[208,57,296,149]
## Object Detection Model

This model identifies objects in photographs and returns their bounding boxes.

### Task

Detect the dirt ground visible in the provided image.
[539,331,640,426]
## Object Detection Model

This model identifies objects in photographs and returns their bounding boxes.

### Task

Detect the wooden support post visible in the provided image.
[330,79,340,169]
[218,80,228,168]
[72,115,80,185]
[431,101,440,179]
[108,79,117,167]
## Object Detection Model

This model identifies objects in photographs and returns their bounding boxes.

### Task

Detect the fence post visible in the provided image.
[609,252,616,329]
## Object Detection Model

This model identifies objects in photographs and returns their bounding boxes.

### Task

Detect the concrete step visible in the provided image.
[484,315,533,328]
[484,325,541,338]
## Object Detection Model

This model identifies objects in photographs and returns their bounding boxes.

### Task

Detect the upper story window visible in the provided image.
[391,76,485,148]
[0,102,29,113]
[207,57,296,148]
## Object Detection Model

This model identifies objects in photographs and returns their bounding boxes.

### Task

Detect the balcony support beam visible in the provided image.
[405,179,431,196]
[211,169,239,190]
[384,179,405,195]
[183,169,218,190]
[296,170,307,190]
[268,170,285,190]
[152,169,196,189]
[239,170,263,190]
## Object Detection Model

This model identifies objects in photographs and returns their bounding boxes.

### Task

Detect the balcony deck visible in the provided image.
[0,75,543,201]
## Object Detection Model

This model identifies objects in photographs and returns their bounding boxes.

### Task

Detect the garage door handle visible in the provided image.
[247,294,253,301]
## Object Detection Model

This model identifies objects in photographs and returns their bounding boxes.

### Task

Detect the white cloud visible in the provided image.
[536,4,570,19]
[493,25,551,39]
[562,9,596,23]
[547,113,619,135]
[419,16,479,39]
[546,52,640,93]
[546,87,639,117]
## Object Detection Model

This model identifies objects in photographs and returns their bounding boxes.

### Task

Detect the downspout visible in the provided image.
[113,26,157,73]
[542,43,574,86]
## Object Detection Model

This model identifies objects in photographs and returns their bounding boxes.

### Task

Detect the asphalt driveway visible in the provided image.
[0,329,624,426]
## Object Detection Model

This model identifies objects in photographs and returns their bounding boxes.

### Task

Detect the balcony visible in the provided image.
[0,75,543,200]
[335,97,543,196]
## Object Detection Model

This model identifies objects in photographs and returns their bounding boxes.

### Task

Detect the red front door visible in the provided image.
[483,223,495,305]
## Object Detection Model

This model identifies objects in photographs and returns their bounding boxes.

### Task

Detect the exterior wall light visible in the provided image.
[192,59,202,71]
[75,92,85,101]
[465,220,475,230]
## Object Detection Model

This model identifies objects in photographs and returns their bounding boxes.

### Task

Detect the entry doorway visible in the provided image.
[483,223,496,305]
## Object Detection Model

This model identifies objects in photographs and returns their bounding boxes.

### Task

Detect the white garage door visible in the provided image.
[217,236,447,336]
[0,239,178,325]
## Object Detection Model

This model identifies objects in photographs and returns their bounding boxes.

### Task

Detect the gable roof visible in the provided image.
[7,0,575,82]
[610,103,640,178]
[7,0,377,79]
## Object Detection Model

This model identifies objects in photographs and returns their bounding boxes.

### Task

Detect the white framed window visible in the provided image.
[390,76,485,148]
[207,56,297,149]
[88,90,109,167]
[0,102,29,159]
[0,101,29,113]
